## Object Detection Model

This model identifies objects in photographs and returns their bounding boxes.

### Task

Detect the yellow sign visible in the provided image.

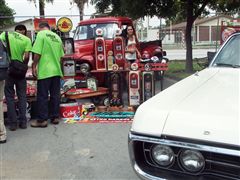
[57,17,73,33]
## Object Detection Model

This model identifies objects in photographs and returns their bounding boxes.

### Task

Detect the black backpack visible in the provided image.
[0,32,10,81]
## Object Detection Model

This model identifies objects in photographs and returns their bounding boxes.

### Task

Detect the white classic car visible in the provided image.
[129,32,240,180]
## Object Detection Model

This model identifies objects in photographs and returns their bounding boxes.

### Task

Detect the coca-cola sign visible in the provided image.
[60,103,81,120]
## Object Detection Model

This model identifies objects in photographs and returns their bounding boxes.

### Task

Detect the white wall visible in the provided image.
[162,34,175,44]
[147,29,159,41]
[199,17,232,26]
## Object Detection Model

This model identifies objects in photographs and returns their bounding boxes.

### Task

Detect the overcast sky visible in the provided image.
[5,0,161,29]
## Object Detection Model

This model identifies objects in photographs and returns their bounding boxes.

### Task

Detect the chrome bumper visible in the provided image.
[128,132,167,180]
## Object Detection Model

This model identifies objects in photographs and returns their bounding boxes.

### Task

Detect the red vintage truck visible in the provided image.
[62,17,166,82]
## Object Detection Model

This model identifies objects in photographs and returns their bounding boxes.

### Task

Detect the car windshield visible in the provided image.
[74,23,119,40]
[212,34,240,68]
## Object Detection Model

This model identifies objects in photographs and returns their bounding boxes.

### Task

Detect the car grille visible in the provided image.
[130,134,240,180]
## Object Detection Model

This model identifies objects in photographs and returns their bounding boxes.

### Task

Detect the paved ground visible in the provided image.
[0,78,177,180]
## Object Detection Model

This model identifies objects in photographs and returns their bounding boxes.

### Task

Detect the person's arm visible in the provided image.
[23,52,30,64]
[134,35,141,58]
[136,48,141,58]
[31,32,43,78]
[32,53,40,78]
[23,38,32,64]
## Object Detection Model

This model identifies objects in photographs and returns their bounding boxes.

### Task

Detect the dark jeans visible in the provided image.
[4,76,27,126]
[37,76,60,122]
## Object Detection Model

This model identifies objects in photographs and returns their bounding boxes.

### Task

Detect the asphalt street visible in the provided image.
[0,77,177,180]
[166,48,216,60]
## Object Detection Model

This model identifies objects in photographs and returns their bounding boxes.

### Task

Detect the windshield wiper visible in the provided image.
[215,63,240,68]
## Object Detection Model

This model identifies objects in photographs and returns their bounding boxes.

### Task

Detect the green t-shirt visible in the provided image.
[31,30,64,80]
[0,31,32,62]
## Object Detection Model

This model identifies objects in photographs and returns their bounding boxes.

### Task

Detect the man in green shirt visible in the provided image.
[31,22,64,128]
[0,25,32,131]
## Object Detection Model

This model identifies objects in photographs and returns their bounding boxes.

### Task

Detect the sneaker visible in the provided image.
[30,120,48,128]
[0,139,7,144]
[51,118,60,125]
[19,123,27,129]
[9,124,17,131]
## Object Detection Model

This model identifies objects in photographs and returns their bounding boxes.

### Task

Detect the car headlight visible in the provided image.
[151,145,175,167]
[80,63,90,74]
[179,150,205,173]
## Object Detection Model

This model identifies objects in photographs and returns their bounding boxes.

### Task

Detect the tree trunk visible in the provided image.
[185,0,194,73]
[78,1,84,21]
[39,0,45,17]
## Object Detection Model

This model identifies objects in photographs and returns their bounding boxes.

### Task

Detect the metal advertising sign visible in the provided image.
[57,17,73,33]
[34,18,56,31]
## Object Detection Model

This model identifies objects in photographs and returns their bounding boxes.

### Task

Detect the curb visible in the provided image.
[164,76,181,83]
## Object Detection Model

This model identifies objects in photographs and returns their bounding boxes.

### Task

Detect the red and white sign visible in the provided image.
[60,103,82,120]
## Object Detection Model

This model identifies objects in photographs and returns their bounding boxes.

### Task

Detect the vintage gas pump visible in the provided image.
[128,63,141,106]
[107,50,114,70]
[95,28,107,70]
[113,28,125,70]
[109,64,123,106]
[142,68,154,102]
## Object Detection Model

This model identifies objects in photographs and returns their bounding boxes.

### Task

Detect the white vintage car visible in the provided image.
[129,32,240,180]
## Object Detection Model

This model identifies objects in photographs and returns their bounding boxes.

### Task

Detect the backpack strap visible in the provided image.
[5,31,11,59]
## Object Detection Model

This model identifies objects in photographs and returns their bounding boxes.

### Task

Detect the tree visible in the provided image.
[92,0,240,73]
[72,0,88,21]
[0,0,15,28]
[27,0,54,17]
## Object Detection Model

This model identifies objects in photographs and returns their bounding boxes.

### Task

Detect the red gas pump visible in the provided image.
[95,28,107,70]
[113,28,125,70]
[128,63,141,106]
[109,64,123,106]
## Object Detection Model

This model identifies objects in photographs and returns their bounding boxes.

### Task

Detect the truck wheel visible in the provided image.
[92,97,101,105]
[102,97,109,106]
[92,96,109,106]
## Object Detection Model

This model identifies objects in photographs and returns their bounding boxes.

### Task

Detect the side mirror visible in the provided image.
[162,51,167,56]
[207,51,216,64]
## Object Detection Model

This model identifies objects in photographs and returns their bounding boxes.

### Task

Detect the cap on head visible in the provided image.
[38,22,50,30]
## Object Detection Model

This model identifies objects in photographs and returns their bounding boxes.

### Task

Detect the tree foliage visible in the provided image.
[91,0,240,72]
[72,0,89,21]
[0,0,15,28]
[28,0,54,17]
[91,0,176,20]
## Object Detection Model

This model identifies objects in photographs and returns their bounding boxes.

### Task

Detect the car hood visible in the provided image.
[131,68,240,146]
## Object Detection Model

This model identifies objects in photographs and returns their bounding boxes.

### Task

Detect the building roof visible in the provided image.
[164,15,233,31]
[0,18,33,31]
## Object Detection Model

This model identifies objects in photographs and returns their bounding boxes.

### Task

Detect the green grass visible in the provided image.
[165,60,205,80]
